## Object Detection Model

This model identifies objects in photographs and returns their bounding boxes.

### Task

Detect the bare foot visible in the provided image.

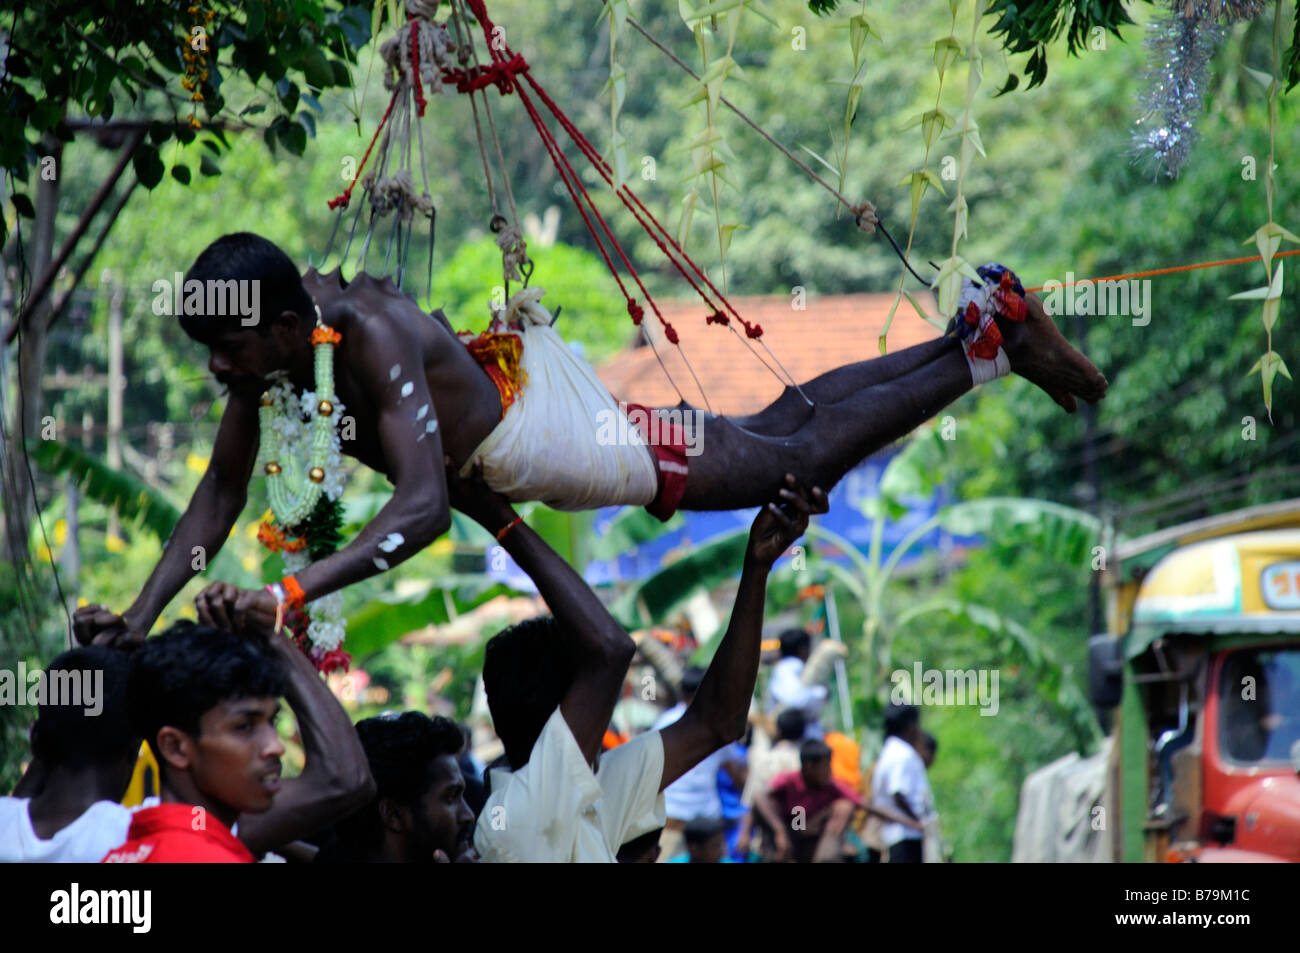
[999,293,1108,413]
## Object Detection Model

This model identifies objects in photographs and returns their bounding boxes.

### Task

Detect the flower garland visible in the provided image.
[257,323,350,672]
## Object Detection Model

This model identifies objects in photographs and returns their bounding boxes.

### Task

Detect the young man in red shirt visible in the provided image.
[103,620,373,862]
[756,739,919,863]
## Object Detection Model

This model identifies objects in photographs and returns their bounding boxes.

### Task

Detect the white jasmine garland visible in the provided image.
[258,326,349,661]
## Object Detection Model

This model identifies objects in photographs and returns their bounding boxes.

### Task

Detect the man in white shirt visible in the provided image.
[1,646,141,862]
[452,468,827,862]
[871,703,930,863]
[767,629,829,737]
[651,666,747,861]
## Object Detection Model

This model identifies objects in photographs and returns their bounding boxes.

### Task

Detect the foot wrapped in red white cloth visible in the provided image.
[951,263,1028,385]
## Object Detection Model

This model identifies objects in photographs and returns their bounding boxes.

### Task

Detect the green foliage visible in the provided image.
[428,237,637,363]
[986,0,1138,88]
[608,529,749,630]
[27,439,180,541]
[296,495,345,561]
[0,0,369,246]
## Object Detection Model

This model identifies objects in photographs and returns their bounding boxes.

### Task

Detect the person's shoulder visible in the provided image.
[0,797,29,843]
[599,726,664,778]
[769,769,800,791]
[650,702,687,731]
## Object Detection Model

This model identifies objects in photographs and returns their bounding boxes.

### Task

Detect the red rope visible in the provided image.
[328,88,399,210]
[410,21,427,117]
[513,76,678,342]
[441,54,529,94]
[457,0,740,342]
[525,71,763,339]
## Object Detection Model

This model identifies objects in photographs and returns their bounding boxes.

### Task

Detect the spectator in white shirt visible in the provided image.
[452,468,827,862]
[917,730,945,862]
[767,629,828,737]
[871,703,930,863]
[651,666,747,862]
[1,646,141,862]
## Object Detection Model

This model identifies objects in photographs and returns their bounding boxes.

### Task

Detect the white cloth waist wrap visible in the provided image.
[459,288,659,511]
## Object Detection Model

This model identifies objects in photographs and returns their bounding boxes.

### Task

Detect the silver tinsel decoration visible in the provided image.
[1133,2,1267,179]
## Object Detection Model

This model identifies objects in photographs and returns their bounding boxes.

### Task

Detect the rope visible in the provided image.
[625,15,928,288]
[410,20,427,116]
[1025,249,1300,293]
[449,6,499,215]
[328,88,399,210]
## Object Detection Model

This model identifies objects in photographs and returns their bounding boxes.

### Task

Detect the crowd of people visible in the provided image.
[2,472,942,864]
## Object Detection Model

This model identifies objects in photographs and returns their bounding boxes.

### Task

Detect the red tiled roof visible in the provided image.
[596,292,942,415]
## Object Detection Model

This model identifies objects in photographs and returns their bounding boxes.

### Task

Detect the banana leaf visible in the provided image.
[27,439,181,541]
[29,439,257,587]
[343,575,515,659]
[607,528,748,630]
[588,506,684,561]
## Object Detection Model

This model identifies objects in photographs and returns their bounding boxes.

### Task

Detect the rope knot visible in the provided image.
[852,200,878,234]
[443,54,529,95]
[744,322,763,339]
[706,310,729,326]
[627,300,644,325]
[664,324,679,345]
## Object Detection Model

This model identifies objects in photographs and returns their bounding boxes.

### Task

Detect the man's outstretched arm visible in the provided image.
[658,475,827,791]
[74,390,260,648]
[449,467,634,767]
[291,311,450,601]
[193,312,452,627]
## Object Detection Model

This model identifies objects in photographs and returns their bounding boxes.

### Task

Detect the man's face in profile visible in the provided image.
[202,327,282,396]
[407,754,477,862]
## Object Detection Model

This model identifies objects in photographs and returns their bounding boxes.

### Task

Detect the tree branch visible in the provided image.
[4,126,145,344]
[46,176,140,335]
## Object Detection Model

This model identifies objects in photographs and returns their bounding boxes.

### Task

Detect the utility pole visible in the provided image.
[107,277,124,539]
[1075,311,1103,635]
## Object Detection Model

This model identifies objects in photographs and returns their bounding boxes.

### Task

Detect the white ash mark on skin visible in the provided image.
[400,381,414,398]
[416,404,429,421]
[426,419,438,434]
[377,532,404,553]
[373,556,390,571]
[389,364,401,382]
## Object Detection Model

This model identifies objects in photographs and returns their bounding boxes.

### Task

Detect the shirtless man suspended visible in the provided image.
[75,231,1106,645]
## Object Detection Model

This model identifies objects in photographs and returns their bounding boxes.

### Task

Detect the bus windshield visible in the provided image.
[1219,648,1300,765]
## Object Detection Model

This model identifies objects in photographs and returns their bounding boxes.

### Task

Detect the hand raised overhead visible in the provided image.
[745,474,827,569]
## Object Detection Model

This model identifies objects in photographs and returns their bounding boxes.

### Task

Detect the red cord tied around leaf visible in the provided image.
[706,310,729,327]
[627,300,644,325]
[410,21,427,117]
[442,53,529,95]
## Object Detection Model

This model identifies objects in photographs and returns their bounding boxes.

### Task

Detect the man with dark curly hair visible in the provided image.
[102,621,373,863]
[320,711,478,863]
